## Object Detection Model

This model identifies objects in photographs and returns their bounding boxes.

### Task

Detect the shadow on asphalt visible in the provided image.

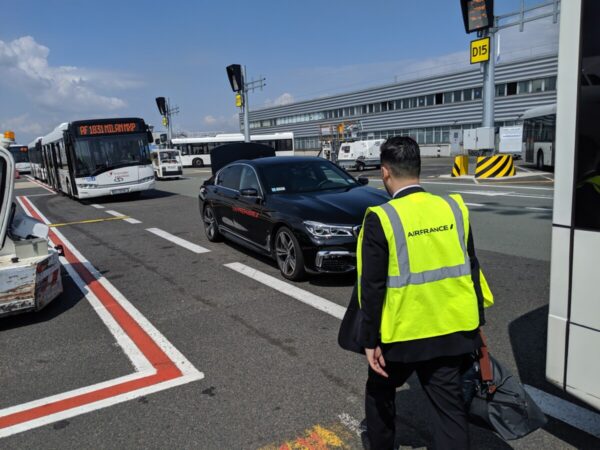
[79,189,177,205]
[509,305,600,447]
[0,266,84,332]
[221,239,356,287]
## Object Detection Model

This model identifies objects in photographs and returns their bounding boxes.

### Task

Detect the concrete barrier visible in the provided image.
[452,155,469,177]
[475,155,516,178]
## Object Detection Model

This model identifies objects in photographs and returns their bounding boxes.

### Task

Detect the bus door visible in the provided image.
[64,134,79,197]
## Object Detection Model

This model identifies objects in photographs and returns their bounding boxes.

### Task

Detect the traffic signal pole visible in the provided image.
[243,66,250,143]
[481,28,495,131]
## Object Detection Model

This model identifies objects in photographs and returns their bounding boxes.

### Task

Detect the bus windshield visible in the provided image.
[8,147,29,163]
[74,134,151,177]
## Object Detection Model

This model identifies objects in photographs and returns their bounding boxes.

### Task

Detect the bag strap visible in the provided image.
[479,329,497,394]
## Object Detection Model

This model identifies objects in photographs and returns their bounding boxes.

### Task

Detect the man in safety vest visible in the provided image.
[356,136,493,449]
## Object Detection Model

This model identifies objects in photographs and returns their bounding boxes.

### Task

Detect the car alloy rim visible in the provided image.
[275,231,296,276]
[204,207,216,238]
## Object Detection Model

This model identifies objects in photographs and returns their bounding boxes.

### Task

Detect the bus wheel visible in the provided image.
[356,162,365,172]
[536,150,544,170]
[193,158,204,168]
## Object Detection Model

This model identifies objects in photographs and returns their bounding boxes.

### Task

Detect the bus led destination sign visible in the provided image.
[77,122,139,136]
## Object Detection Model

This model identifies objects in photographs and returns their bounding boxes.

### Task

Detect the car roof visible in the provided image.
[242,156,326,167]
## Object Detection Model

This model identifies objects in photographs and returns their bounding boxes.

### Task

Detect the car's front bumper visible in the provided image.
[314,249,356,273]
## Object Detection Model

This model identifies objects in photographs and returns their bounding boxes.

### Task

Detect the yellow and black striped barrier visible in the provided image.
[452,155,469,177]
[475,155,516,179]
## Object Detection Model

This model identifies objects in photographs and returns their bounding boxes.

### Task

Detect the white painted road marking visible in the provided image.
[105,210,142,224]
[224,262,346,320]
[526,207,552,212]
[420,180,554,191]
[5,196,203,438]
[91,204,105,209]
[25,175,56,194]
[451,190,553,200]
[465,202,485,207]
[525,385,600,439]
[146,228,210,254]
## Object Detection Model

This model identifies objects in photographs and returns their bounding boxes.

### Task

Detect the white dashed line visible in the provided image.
[146,228,210,254]
[524,385,600,439]
[105,210,142,224]
[224,262,346,319]
[91,204,105,209]
[465,202,485,207]
[526,207,552,212]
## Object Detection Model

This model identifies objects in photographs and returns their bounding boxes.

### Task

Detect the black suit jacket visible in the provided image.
[338,186,484,362]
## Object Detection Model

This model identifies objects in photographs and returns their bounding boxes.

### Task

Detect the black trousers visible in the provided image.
[365,354,469,450]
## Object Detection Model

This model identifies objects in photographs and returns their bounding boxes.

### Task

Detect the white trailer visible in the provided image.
[337,139,383,171]
[0,146,62,316]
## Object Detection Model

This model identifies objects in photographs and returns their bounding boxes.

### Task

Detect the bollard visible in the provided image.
[452,155,469,177]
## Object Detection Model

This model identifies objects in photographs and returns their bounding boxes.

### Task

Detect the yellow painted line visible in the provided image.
[49,216,131,228]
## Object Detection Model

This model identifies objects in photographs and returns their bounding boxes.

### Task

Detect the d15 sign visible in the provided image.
[470,37,490,64]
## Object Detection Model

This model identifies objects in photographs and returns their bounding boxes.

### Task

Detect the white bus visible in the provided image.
[547,0,600,410]
[7,144,31,174]
[27,137,44,180]
[522,103,556,170]
[172,132,294,167]
[35,118,155,199]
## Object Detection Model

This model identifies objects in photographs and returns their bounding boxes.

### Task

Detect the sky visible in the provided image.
[0,0,559,144]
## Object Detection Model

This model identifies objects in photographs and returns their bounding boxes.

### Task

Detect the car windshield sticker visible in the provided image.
[271,187,286,192]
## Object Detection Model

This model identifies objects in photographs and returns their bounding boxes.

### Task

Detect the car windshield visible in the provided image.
[74,134,151,177]
[159,151,179,163]
[260,160,359,194]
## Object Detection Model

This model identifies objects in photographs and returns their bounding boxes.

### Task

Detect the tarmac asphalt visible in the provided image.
[1,158,599,449]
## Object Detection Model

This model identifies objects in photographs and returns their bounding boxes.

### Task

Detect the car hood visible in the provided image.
[268,186,389,225]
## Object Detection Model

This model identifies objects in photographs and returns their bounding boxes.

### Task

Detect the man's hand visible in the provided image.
[365,346,388,378]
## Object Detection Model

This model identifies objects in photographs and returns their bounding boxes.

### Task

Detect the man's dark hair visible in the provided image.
[380,136,421,178]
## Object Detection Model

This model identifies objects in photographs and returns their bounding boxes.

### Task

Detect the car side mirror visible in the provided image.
[358,177,369,185]
[240,188,259,197]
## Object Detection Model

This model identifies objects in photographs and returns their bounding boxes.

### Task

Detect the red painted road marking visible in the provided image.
[0,196,202,436]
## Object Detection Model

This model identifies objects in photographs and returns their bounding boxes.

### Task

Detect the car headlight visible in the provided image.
[303,221,354,238]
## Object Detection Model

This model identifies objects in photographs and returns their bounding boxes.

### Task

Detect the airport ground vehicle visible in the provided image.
[172,132,294,167]
[151,149,183,179]
[522,104,556,169]
[28,118,155,199]
[546,0,600,410]
[337,139,384,171]
[0,146,63,316]
[199,144,388,280]
[7,145,30,174]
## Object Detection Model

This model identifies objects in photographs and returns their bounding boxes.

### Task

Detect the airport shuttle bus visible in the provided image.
[172,132,294,167]
[7,144,31,174]
[547,0,600,410]
[522,103,556,170]
[36,118,155,199]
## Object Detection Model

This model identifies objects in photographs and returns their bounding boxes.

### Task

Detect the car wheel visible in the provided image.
[193,158,204,168]
[203,205,222,242]
[274,227,305,281]
[536,150,544,170]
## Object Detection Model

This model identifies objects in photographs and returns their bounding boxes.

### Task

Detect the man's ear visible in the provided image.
[381,165,389,180]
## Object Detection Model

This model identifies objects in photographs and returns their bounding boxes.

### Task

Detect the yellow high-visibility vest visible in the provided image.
[357,192,493,343]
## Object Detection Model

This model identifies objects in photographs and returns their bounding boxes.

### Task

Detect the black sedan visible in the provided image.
[199,154,389,280]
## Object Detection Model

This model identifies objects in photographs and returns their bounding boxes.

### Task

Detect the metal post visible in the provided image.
[243,66,250,143]
[481,28,495,134]
[167,98,172,145]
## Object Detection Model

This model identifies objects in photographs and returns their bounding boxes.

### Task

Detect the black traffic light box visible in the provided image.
[460,0,494,34]
[226,64,244,92]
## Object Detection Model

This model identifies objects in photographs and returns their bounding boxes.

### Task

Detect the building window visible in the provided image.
[381,102,388,112]
[426,94,435,106]
[463,88,473,101]
[435,93,444,105]
[453,90,462,102]
[545,76,557,91]
[444,92,453,103]
[505,82,517,95]
[496,84,506,96]
[532,78,543,92]
[374,103,381,113]
[518,80,530,94]
[368,104,374,114]
[473,87,482,99]
[418,96,426,107]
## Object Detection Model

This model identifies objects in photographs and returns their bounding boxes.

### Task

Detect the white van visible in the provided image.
[151,149,183,180]
[337,139,383,171]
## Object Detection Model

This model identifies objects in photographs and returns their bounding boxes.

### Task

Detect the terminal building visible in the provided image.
[244,54,557,156]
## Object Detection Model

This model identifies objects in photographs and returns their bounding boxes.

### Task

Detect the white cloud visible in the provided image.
[0,114,45,137]
[201,113,239,131]
[264,92,294,107]
[0,36,134,112]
